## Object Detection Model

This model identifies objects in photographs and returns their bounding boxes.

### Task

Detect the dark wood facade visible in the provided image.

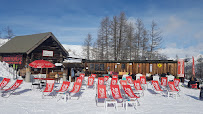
[0,32,69,76]
[83,60,178,76]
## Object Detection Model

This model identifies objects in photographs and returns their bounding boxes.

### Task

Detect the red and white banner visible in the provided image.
[178,59,185,77]
[192,56,195,76]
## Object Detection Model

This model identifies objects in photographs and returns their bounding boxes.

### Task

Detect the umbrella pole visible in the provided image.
[40,68,42,78]
[46,68,48,78]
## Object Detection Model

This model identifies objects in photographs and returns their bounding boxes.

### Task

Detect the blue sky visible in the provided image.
[0,0,202,58]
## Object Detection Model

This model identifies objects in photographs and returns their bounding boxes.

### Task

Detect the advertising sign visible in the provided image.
[178,59,185,77]
[2,55,23,64]
[42,50,53,57]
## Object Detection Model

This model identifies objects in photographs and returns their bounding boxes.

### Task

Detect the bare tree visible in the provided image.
[97,17,111,60]
[118,12,127,60]
[3,26,15,39]
[84,12,165,61]
[91,42,98,60]
[111,16,119,60]
[97,33,105,60]
[134,19,144,60]
[149,21,162,60]
[141,29,149,60]
[83,33,92,60]
[126,22,135,60]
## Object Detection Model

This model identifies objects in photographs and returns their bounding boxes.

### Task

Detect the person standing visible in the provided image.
[71,68,75,78]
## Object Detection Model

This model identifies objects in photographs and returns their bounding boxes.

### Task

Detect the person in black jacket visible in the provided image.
[188,76,198,88]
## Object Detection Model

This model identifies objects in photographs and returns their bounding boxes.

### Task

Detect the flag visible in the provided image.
[178,59,184,77]
[192,56,195,76]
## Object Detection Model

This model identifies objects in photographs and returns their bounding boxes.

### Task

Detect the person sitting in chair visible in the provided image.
[188,76,198,88]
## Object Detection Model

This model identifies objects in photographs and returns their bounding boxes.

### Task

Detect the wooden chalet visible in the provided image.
[83,60,178,76]
[0,32,69,77]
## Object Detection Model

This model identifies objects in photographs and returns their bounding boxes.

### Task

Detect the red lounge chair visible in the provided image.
[119,80,128,96]
[98,77,104,85]
[76,77,83,83]
[168,81,180,99]
[140,76,147,90]
[68,82,82,100]
[122,85,140,110]
[104,76,109,85]
[134,80,144,96]
[112,75,118,79]
[161,77,168,90]
[79,73,85,78]
[79,73,85,82]
[174,78,180,90]
[0,78,10,90]
[109,85,124,111]
[86,76,95,89]
[42,80,55,98]
[111,78,118,85]
[151,80,164,96]
[91,74,96,78]
[1,79,23,97]
[120,80,127,86]
[95,85,108,108]
[55,81,70,101]
[126,76,134,85]
[104,76,109,82]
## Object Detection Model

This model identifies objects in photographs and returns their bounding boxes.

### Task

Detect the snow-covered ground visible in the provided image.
[0,76,202,114]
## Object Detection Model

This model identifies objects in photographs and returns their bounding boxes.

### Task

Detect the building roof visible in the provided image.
[0,32,68,56]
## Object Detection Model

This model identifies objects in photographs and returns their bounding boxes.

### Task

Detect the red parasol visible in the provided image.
[29,60,55,68]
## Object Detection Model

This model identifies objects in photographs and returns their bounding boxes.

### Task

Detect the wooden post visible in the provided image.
[25,54,31,82]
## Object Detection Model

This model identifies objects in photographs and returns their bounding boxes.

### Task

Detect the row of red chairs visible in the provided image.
[0,78,23,97]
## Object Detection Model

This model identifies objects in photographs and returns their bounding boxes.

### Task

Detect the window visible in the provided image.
[89,64,94,71]
[94,63,105,71]
[122,64,125,69]
[100,64,104,71]
[95,64,100,71]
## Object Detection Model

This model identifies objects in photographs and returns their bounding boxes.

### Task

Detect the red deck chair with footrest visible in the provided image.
[107,84,124,111]
[55,81,70,101]
[122,85,140,110]
[0,78,10,90]
[1,79,23,97]
[167,81,180,99]
[95,85,108,108]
